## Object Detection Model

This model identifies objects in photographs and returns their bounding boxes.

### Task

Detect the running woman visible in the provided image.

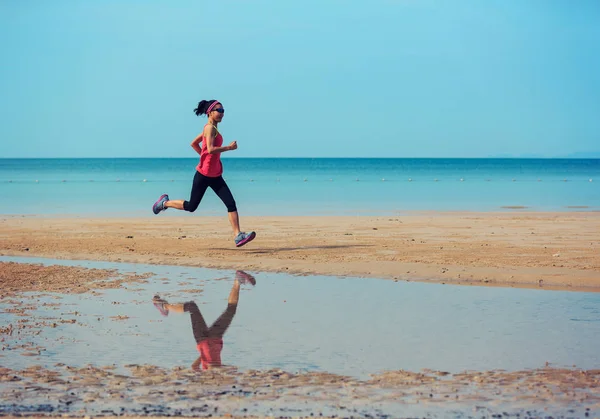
[152,100,256,248]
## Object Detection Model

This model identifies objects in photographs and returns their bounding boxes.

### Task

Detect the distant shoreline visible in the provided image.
[2,156,600,159]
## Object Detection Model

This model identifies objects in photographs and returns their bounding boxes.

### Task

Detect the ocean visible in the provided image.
[1,158,598,215]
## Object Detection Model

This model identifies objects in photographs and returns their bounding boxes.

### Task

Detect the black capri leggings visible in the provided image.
[184,301,237,342]
[183,171,237,213]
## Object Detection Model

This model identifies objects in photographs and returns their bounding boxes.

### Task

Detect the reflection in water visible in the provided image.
[2,255,599,377]
[152,270,256,371]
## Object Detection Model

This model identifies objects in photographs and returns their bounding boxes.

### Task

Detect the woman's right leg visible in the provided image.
[164,171,210,212]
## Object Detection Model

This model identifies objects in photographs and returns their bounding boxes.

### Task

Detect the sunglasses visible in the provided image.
[212,108,225,113]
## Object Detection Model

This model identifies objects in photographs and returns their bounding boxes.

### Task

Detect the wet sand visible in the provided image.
[1,212,599,292]
[0,262,151,296]
[0,262,153,357]
[1,263,599,417]
[1,363,599,417]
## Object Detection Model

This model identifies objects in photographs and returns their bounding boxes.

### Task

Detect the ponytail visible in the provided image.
[193,99,218,116]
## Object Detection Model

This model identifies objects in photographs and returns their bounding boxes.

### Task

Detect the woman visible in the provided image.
[152,270,256,371]
[152,100,256,248]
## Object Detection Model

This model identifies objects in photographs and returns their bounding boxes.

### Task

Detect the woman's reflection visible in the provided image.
[152,270,256,370]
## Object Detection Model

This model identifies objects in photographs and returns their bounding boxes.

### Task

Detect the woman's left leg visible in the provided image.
[207,280,240,339]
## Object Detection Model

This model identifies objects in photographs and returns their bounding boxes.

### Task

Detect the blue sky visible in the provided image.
[1,0,599,158]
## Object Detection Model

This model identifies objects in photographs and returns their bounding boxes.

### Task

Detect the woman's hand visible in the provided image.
[228,141,238,151]
[191,357,201,371]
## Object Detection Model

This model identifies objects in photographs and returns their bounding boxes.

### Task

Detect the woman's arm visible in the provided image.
[190,133,203,156]
[204,125,237,154]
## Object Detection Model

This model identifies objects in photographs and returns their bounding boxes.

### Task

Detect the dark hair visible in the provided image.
[194,100,220,116]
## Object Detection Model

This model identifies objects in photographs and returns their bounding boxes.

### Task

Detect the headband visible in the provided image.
[206,101,219,114]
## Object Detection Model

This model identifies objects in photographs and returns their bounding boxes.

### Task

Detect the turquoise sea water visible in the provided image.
[1,158,598,215]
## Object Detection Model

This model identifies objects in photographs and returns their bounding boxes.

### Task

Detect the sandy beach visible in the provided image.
[1,212,599,292]
[2,214,600,417]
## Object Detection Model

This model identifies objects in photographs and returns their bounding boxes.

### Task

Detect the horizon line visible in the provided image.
[1,156,600,160]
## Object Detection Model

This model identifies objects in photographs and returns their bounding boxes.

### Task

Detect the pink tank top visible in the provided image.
[196,125,223,177]
[196,337,223,369]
